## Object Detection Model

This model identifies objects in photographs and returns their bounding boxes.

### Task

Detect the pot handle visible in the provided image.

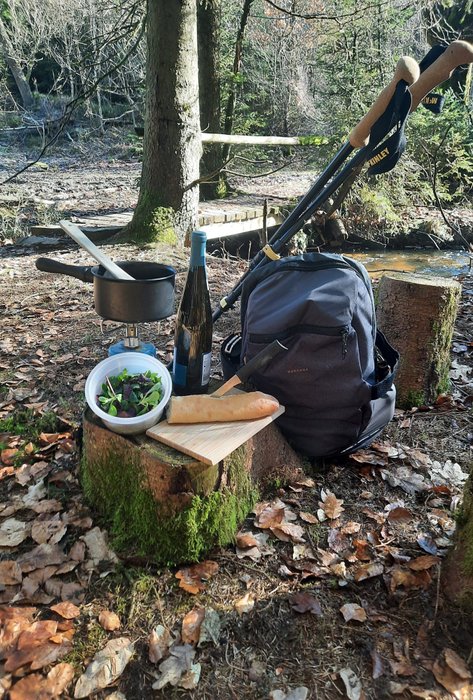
[35,258,94,283]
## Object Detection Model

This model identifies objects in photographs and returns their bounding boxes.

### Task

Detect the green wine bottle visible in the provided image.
[172,230,213,395]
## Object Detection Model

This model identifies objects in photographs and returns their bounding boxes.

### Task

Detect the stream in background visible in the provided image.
[347,249,472,277]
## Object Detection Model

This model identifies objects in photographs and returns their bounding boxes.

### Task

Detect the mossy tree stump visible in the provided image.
[81,409,306,566]
[376,273,461,408]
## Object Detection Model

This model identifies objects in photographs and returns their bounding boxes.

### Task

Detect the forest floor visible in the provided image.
[0,135,473,699]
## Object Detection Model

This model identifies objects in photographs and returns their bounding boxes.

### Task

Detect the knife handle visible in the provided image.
[239,339,288,382]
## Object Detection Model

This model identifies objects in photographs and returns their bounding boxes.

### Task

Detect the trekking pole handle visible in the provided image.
[349,56,420,148]
[409,40,473,111]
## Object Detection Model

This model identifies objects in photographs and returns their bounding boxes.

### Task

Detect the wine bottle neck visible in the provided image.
[189,231,207,269]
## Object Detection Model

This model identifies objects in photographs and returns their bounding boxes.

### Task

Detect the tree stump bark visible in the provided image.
[81,408,306,566]
[442,475,473,610]
[376,273,461,408]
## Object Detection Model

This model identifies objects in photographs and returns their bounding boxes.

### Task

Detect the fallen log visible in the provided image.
[376,272,461,408]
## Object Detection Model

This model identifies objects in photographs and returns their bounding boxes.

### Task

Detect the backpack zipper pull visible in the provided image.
[341,329,349,358]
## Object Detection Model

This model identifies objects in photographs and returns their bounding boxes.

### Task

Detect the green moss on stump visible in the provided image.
[122,192,178,244]
[81,444,258,566]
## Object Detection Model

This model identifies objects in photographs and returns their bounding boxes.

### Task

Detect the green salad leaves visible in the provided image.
[97,368,163,418]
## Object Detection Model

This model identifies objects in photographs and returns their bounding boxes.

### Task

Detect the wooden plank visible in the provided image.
[30,207,285,241]
[201,133,322,146]
[147,400,285,465]
[200,215,283,240]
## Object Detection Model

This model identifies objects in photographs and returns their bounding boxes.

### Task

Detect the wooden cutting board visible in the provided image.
[146,391,285,465]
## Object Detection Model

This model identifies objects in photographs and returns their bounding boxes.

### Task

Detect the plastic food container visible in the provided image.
[85,352,172,435]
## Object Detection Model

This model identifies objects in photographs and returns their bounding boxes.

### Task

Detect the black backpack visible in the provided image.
[222,252,399,458]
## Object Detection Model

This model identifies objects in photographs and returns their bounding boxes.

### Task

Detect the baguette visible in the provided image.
[167,391,280,424]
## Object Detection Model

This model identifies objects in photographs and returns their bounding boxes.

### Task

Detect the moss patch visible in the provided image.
[81,444,258,566]
[428,286,461,399]
[122,192,178,244]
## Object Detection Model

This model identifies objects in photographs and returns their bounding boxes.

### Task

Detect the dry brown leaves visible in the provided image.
[175,560,219,594]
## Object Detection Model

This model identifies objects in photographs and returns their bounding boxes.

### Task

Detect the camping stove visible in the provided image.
[108,322,158,357]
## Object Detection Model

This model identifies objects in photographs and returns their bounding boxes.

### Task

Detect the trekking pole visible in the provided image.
[213,57,419,322]
[409,40,473,111]
[213,40,473,323]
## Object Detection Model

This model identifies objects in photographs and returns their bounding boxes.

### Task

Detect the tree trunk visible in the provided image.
[376,273,461,408]
[127,0,201,244]
[198,0,225,200]
[0,17,34,110]
[442,474,473,610]
[222,0,255,164]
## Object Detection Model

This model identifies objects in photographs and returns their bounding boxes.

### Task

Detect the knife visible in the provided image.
[212,339,288,397]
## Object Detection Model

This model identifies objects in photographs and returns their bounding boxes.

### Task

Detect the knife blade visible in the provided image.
[212,339,287,397]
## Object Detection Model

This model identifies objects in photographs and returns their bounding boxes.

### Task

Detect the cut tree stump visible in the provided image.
[376,273,461,408]
[81,408,306,566]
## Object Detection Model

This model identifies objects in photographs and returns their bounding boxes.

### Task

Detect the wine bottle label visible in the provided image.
[201,352,211,385]
[173,349,211,388]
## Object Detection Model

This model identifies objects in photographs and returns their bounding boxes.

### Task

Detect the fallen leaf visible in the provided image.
[0,562,22,586]
[408,555,440,571]
[255,503,286,529]
[328,528,350,554]
[417,533,438,555]
[1,449,18,466]
[289,592,322,616]
[432,648,472,697]
[271,522,305,543]
[0,519,30,547]
[353,562,384,582]
[0,466,15,479]
[151,644,200,690]
[17,543,66,573]
[389,566,431,593]
[6,637,72,673]
[270,689,309,700]
[353,539,372,562]
[387,506,413,523]
[81,527,118,569]
[181,607,205,644]
[340,603,367,622]
[371,648,385,679]
[73,637,134,698]
[9,674,45,700]
[341,521,361,535]
[31,514,67,545]
[389,659,417,676]
[175,561,219,594]
[16,620,57,650]
[299,512,318,524]
[44,662,75,696]
[98,611,121,631]
[148,625,172,664]
[339,667,363,700]
[234,593,255,615]
[197,608,221,647]
[319,490,344,519]
[293,543,317,561]
[236,532,258,549]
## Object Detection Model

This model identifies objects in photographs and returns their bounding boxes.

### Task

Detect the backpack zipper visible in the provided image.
[249,324,350,358]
